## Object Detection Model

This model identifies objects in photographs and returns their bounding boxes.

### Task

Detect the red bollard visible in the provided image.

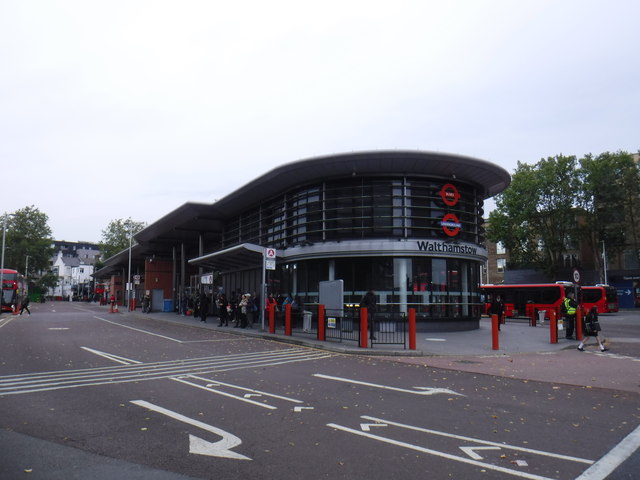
[360,307,368,348]
[550,310,558,344]
[491,314,499,350]
[576,308,583,341]
[285,303,292,336]
[268,304,276,334]
[530,309,537,327]
[317,304,325,341]
[408,308,417,350]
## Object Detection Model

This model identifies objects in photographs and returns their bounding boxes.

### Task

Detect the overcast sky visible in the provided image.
[2,0,638,242]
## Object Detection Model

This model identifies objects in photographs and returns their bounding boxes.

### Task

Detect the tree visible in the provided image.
[99,218,147,259]
[487,155,580,279]
[3,206,54,277]
[577,151,640,281]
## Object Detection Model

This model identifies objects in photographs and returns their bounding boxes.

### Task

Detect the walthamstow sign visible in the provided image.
[283,239,487,262]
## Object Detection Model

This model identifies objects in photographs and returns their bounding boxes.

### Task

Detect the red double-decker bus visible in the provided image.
[581,285,618,313]
[0,268,27,313]
[480,282,579,318]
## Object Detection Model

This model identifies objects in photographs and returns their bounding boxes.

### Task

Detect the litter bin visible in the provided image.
[303,310,312,332]
[163,299,173,312]
[537,310,546,326]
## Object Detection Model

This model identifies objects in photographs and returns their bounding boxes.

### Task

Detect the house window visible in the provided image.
[496,258,506,273]
[496,241,506,255]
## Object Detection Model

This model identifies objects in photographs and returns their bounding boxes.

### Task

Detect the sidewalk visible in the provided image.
[121,307,580,356]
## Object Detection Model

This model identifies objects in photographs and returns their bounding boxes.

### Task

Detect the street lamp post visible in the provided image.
[127,224,132,309]
[0,214,7,311]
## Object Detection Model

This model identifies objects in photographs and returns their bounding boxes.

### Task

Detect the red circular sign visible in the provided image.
[440,183,460,207]
[441,213,461,237]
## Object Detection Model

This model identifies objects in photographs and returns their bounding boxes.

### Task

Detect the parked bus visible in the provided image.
[480,282,579,318]
[581,285,618,313]
[0,269,27,313]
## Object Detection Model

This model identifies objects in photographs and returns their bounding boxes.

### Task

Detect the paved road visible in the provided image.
[0,302,638,479]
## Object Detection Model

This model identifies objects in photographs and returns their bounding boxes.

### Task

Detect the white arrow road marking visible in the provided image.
[313,374,464,396]
[171,377,277,410]
[328,423,556,480]
[360,423,388,432]
[294,406,314,413]
[131,400,251,461]
[361,415,593,464]
[460,446,501,460]
[243,393,262,399]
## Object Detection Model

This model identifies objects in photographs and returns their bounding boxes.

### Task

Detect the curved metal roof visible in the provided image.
[134,150,510,248]
[211,150,510,218]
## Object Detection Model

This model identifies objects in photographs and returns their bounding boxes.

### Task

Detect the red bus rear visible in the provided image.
[581,285,618,313]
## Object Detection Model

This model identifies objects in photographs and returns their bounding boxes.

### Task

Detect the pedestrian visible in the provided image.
[141,294,151,313]
[238,294,249,328]
[578,306,608,352]
[19,297,31,315]
[562,291,578,340]
[199,292,209,323]
[488,294,505,331]
[360,290,377,340]
[217,293,229,326]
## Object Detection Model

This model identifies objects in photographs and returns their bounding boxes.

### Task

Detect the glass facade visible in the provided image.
[222,177,484,248]
[219,175,486,330]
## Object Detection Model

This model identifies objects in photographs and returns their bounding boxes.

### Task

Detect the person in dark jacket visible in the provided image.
[489,295,505,331]
[360,290,377,340]
[19,297,31,315]
[199,293,209,323]
[577,306,608,352]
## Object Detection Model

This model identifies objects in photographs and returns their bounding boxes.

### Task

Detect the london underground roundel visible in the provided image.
[440,183,460,206]
[441,213,461,237]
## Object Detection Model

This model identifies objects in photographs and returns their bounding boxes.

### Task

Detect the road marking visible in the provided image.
[575,423,640,480]
[360,423,388,432]
[360,415,593,464]
[293,406,314,413]
[48,327,69,330]
[81,346,142,365]
[459,445,501,460]
[94,316,184,343]
[0,317,15,329]
[131,400,251,460]
[0,347,331,396]
[313,373,464,396]
[170,377,277,410]
[327,422,555,480]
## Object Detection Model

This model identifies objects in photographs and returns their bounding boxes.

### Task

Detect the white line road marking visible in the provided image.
[360,423,388,432]
[575,423,640,480]
[131,400,251,460]
[0,347,331,396]
[459,446,501,460]
[293,406,314,413]
[81,346,142,365]
[94,316,184,343]
[170,377,277,410]
[313,373,464,396]
[327,422,556,480]
[360,415,593,464]
[243,393,262,399]
[48,327,69,330]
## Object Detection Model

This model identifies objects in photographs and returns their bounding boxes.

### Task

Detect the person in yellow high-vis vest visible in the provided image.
[562,291,578,340]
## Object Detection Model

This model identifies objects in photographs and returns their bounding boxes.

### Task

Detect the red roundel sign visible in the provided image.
[441,213,461,237]
[440,183,460,206]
